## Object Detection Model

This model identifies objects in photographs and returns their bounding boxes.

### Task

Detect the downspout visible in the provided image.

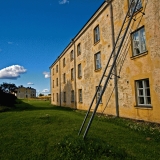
[72,39,77,109]
[59,57,62,107]
[109,0,119,117]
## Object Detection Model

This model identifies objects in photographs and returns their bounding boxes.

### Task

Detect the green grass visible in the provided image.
[0,99,160,160]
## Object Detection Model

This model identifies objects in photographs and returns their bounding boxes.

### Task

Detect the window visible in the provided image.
[56,78,58,86]
[53,80,54,88]
[136,79,151,106]
[95,52,101,70]
[96,86,102,103]
[53,93,54,101]
[79,89,82,103]
[56,93,58,102]
[56,65,58,73]
[53,68,54,75]
[129,0,142,13]
[63,58,65,67]
[78,64,82,78]
[94,25,100,43]
[71,90,74,102]
[70,50,74,61]
[131,27,147,56]
[63,73,66,83]
[77,43,81,56]
[71,68,74,80]
[63,92,66,102]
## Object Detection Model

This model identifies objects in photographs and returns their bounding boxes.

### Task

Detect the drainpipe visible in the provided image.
[72,39,77,109]
[59,57,62,107]
[108,0,119,117]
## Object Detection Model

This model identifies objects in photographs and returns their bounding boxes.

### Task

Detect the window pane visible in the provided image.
[145,79,149,87]
[145,89,150,96]
[146,97,151,104]
[137,81,143,88]
[138,89,143,96]
[140,28,146,52]
[133,32,140,55]
[139,97,144,104]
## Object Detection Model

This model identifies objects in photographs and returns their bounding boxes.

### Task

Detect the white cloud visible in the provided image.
[59,0,69,4]
[0,65,27,79]
[8,42,13,45]
[27,82,34,85]
[43,72,50,78]
[42,89,49,93]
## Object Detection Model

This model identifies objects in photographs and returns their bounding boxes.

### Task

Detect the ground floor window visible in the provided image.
[71,90,74,102]
[63,92,66,102]
[56,93,58,102]
[96,86,102,103]
[136,79,151,106]
[78,89,82,103]
[53,93,54,101]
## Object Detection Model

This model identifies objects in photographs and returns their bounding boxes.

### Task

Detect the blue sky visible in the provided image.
[0,0,104,95]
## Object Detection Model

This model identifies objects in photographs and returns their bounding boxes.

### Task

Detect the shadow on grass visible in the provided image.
[14,99,74,112]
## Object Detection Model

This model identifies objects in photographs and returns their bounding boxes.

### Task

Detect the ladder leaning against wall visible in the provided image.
[78,0,147,139]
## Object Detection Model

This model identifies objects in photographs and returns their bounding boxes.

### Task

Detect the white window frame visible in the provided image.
[79,89,82,103]
[78,64,82,78]
[94,25,100,43]
[96,86,102,103]
[95,52,101,70]
[129,0,142,13]
[136,79,151,106]
[132,27,147,56]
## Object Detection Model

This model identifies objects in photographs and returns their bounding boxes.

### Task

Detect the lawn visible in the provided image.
[0,99,160,160]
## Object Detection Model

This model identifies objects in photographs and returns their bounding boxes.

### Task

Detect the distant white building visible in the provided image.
[17,86,36,99]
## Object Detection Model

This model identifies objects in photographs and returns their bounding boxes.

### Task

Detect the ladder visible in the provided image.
[78,0,143,139]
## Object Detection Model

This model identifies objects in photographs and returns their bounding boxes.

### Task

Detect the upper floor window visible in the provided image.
[63,58,66,67]
[96,86,102,103]
[94,25,100,43]
[56,78,58,86]
[94,52,101,70]
[136,79,151,106]
[53,80,54,88]
[131,27,147,56]
[70,50,74,61]
[63,73,66,84]
[78,64,82,78]
[129,0,142,13]
[53,68,54,75]
[56,65,58,73]
[77,43,81,56]
[71,68,74,80]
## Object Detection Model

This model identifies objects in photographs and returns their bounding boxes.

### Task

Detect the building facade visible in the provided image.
[50,0,160,123]
[17,87,36,99]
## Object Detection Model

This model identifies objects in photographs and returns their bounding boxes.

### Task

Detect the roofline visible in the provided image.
[49,0,110,69]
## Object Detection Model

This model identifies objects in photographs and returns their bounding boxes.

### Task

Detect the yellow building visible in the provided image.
[17,86,36,99]
[50,0,160,123]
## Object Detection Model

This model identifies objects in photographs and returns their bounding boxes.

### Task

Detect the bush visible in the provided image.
[0,90,17,107]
